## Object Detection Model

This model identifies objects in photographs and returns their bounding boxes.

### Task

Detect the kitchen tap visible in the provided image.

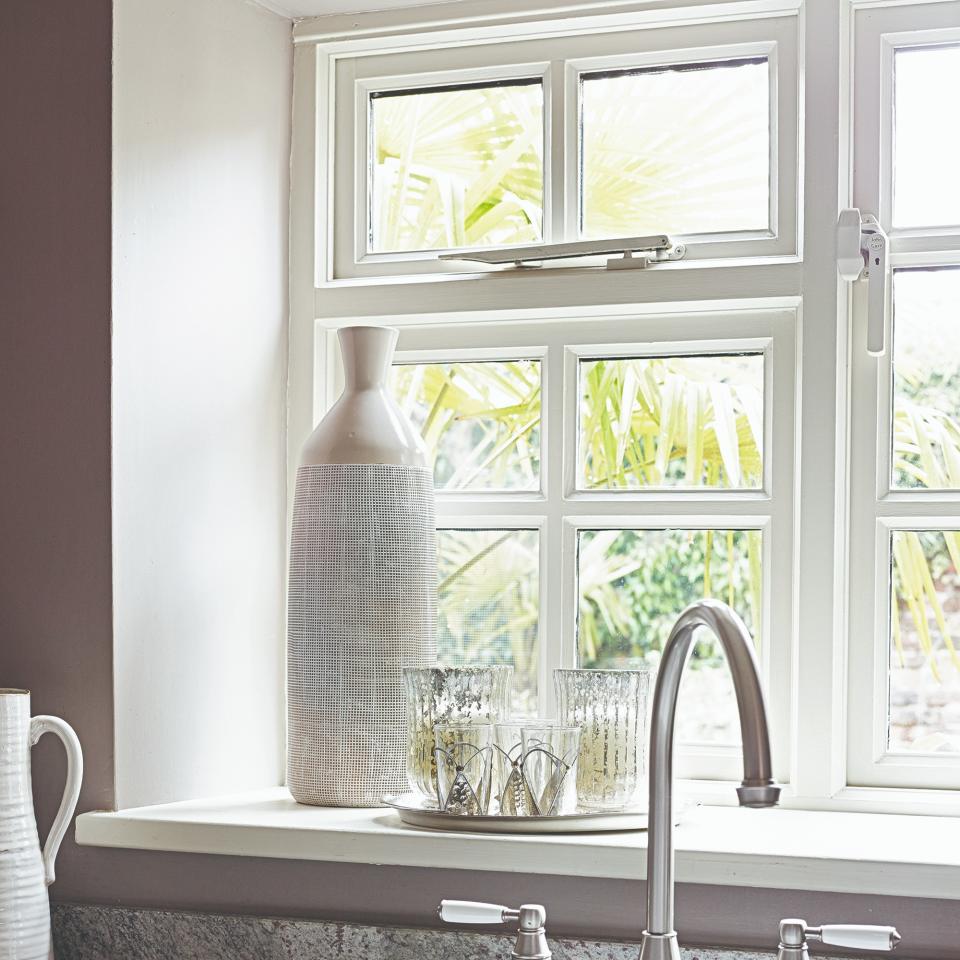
[639,599,781,960]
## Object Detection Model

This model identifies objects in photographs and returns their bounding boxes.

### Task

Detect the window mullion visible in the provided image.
[543,334,568,718]
[547,58,568,245]
[790,0,848,803]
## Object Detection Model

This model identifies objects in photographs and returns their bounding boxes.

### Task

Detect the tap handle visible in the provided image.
[780,919,900,953]
[438,900,519,925]
[818,924,901,952]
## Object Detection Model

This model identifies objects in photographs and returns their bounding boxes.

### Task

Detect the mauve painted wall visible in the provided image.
[0,0,116,875]
[0,4,956,958]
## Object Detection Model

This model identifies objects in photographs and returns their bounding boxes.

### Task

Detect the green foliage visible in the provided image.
[371,84,543,252]
[578,529,761,670]
[391,360,541,490]
[580,61,770,238]
[435,529,539,715]
[580,356,763,489]
[392,344,960,691]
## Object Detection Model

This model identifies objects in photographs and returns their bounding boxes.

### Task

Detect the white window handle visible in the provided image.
[837,208,890,356]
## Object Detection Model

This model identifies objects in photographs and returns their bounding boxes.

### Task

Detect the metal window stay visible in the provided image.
[438,234,686,270]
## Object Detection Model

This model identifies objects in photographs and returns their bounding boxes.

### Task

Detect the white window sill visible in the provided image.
[75,787,960,900]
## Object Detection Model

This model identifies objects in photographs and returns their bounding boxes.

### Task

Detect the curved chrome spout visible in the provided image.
[639,600,780,960]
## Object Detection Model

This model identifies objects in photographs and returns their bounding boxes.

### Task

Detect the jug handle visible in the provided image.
[29,715,83,886]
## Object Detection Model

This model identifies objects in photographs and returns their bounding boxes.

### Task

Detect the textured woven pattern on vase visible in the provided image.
[287,463,437,806]
[0,695,51,960]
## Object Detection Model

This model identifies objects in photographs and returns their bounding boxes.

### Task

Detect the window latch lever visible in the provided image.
[837,208,889,356]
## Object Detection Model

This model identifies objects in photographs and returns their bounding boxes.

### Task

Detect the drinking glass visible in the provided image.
[404,665,513,800]
[493,721,531,815]
[434,721,493,815]
[521,723,581,816]
[554,668,652,811]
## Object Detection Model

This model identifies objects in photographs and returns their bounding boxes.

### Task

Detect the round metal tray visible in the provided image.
[382,793,653,833]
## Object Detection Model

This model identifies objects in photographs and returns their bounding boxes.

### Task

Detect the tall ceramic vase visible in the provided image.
[0,689,82,960]
[287,326,438,806]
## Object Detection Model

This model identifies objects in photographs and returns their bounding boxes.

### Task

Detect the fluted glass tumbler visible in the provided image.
[554,668,652,811]
[404,665,512,801]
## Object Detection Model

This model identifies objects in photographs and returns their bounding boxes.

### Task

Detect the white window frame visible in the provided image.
[847,0,960,791]
[286,0,960,815]
[323,9,800,284]
[319,308,797,786]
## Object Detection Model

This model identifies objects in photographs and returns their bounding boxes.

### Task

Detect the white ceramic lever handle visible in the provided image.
[439,900,513,924]
[820,925,900,951]
[29,715,83,886]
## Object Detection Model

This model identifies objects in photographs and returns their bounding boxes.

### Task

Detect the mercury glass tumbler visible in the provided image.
[554,668,652,811]
[404,665,512,801]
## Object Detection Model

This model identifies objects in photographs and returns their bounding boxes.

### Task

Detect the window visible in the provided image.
[848,2,960,790]
[579,59,770,239]
[326,14,799,282]
[321,313,795,783]
[369,80,545,253]
[293,0,960,810]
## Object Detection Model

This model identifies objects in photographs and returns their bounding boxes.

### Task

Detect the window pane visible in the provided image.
[577,528,762,744]
[369,80,544,253]
[889,530,960,754]
[438,528,539,715]
[892,268,960,490]
[578,354,764,490]
[893,45,960,229]
[391,359,541,491]
[580,59,769,239]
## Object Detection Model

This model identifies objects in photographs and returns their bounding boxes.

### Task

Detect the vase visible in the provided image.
[0,689,82,960]
[287,326,438,806]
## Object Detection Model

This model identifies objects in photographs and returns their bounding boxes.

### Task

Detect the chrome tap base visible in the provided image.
[638,931,682,960]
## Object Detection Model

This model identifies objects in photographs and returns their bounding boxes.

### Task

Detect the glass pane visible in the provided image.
[438,528,539,715]
[577,528,762,744]
[889,529,960,754]
[893,45,960,229]
[892,268,960,489]
[391,359,541,491]
[369,80,544,252]
[580,59,769,239]
[578,354,764,490]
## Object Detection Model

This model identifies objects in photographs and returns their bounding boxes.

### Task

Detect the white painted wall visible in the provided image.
[113,0,291,807]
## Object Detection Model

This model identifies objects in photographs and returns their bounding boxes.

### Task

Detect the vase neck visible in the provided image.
[338,326,398,391]
[0,690,31,756]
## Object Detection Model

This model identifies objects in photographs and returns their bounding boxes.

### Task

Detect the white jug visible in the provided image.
[0,689,82,960]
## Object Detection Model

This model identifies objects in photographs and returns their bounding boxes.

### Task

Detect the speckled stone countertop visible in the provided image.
[52,903,773,960]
